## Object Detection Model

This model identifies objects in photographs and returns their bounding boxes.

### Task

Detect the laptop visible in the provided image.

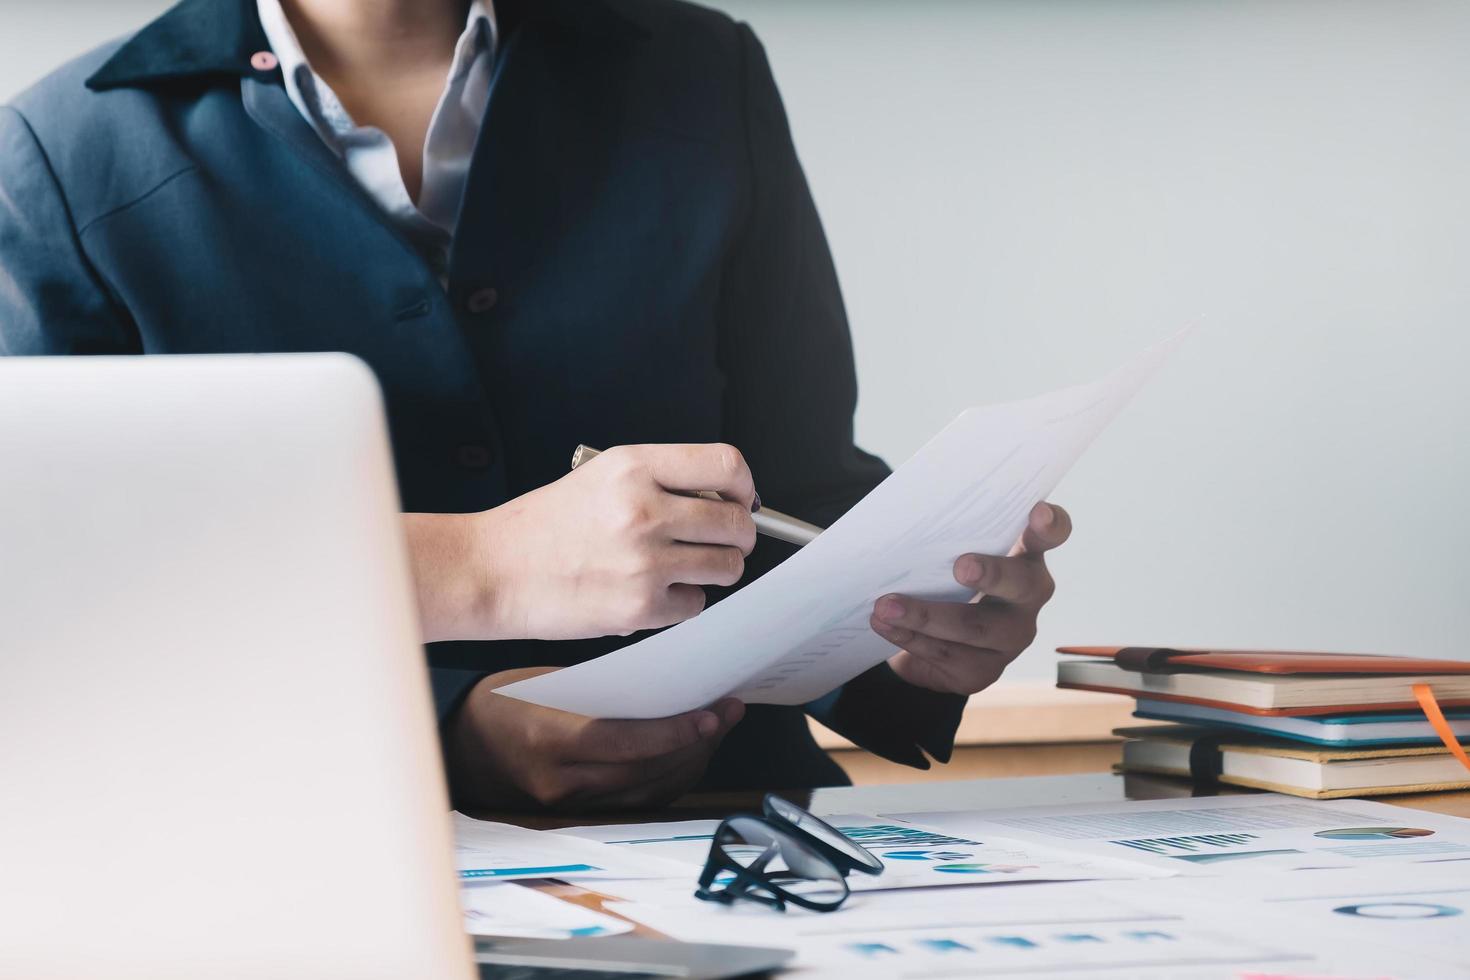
[0,355,790,980]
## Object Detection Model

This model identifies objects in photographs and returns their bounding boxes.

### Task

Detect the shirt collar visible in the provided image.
[254,0,498,137]
[87,0,642,93]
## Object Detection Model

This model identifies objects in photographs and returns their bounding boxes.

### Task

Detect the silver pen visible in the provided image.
[570,445,824,547]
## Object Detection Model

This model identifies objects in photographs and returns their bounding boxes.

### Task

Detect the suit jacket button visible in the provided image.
[465,287,498,315]
[456,444,491,469]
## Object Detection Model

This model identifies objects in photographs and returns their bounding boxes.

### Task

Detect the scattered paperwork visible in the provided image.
[460,882,633,939]
[453,814,690,881]
[499,333,1184,718]
[601,881,1312,979]
[888,795,1470,875]
[459,794,1470,978]
[562,813,1169,891]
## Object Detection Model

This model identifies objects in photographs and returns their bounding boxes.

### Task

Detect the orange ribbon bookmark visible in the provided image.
[1412,683,1470,774]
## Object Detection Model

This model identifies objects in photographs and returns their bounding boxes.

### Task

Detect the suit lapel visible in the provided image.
[448,0,649,307]
[240,75,432,272]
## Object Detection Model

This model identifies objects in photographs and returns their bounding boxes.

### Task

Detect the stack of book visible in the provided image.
[1056,647,1470,799]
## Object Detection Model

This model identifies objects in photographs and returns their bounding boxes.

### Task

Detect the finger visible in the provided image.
[871,595,980,647]
[661,543,747,588]
[584,699,741,776]
[626,583,706,633]
[871,615,1012,668]
[661,495,757,554]
[570,704,726,764]
[1017,501,1072,556]
[870,598,1037,653]
[951,552,1055,606]
[557,700,744,806]
[889,648,1008,696]
[570,749,715,809]
[632,443,757,510]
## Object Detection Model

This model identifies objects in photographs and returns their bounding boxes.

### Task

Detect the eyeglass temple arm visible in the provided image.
[698,843,786,908]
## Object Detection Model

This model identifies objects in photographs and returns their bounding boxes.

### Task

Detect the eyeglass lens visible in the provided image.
[712,816,848,908]
[764,795,885,875]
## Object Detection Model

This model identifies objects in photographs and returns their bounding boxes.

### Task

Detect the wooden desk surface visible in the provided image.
[469,769,1470,829]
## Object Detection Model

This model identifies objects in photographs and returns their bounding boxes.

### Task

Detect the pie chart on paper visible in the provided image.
[1313,827,1435,841]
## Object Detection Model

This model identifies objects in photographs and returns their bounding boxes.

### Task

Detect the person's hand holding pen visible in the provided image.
[871,501,1073,695]
[406,443,762,643]
[407,443,758,811]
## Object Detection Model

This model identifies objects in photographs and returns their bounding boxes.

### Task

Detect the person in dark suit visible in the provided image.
[0,0,1072,810]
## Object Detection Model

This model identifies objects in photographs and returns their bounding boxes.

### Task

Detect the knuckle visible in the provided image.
[676,584,708,618]
[726,500,746,533]
[723,502,756,555]
[713,443,746,482]
[625,591,664,627]
[965,604,989,636]
[603,446,644,482]
[522,719,558,758]
[1035,571,1057,604]
[713,546,745,586]
[605,732,639,762]
[610,499,653,537]
[622,547,661,579]
[525,770,572,807]
[919,637,953,660]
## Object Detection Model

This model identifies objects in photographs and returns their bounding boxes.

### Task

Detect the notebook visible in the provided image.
[1059,646,1470,676]
[1133,698,1470,746]
[1056,658,1470,716]
[1115,724,1470,799]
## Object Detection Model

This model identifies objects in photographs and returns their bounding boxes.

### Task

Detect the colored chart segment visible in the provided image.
[1314,827,1435,841]
[1111,832,1259,855]
[934,862,1041,874]
[1333,902,1462,919]
[459,863,598,879]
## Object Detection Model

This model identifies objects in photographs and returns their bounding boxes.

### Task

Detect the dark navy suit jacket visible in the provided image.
[0,0,966,791]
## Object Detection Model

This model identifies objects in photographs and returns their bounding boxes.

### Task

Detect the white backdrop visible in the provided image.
[5,1,1467,684]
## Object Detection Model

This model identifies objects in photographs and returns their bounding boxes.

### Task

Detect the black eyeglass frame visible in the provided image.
[760,794,885,878]
[694,795,885,914]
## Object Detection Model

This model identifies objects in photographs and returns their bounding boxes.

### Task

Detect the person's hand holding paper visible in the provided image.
[447,667,747,810]
[498,333,1183,720]
[873,500,1073,695]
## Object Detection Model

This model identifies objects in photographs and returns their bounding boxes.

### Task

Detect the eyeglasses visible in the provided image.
[695,794,884,913]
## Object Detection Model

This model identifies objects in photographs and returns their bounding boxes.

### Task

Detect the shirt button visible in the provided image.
[456,444,491,470]
[465,287,499,315]
[250,51,279,72]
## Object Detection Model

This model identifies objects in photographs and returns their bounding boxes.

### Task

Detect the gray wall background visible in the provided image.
[5,1,1467,684]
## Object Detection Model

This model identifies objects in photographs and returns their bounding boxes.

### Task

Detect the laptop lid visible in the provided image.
[0,355,474,980]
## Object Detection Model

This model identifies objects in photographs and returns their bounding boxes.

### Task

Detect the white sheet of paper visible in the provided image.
[888,794,1470,876]
[459,881,633,939]
[453,813,690,882]
[1180,863,1470,975]
[562,813,1168,891]
[499,333,1184,718]
[602,880,1335,980]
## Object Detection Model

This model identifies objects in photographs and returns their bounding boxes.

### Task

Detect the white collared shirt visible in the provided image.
[256,0,497,273]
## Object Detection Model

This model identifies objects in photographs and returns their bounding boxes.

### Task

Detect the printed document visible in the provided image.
[459,881,633,939]
[453,814,690,882]
[562,813,1168,892]
[889,794,1470,875]
[500,333,1183,718]
[602,881,1320,979]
